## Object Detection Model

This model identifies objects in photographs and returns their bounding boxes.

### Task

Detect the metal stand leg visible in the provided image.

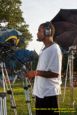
[0,92,7,115]
[13,66,33,115]
[0,62,17,115]
[63,46,77,115]
[21,65,33,115]
[0,62,7,115]
[23,77,32,115]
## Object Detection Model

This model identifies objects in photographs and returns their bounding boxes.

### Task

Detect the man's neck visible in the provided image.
[42,42,54,51]
[43,36,54,48]
[44,40,54,48]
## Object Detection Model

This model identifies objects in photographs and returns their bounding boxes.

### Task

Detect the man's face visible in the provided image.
[37,26,45,41]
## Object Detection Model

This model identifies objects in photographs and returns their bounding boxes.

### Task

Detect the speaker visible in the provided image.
[44,22,52,36]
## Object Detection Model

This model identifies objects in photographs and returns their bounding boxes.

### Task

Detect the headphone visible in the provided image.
[44,22,52,36]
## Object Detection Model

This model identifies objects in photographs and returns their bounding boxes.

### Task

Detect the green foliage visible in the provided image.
[0,0,32,46]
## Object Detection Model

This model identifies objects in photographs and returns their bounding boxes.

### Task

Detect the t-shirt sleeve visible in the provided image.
[47,50,62,74]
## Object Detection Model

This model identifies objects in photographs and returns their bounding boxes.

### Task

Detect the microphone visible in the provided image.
[36,37,45,42]
[36,38,40,41]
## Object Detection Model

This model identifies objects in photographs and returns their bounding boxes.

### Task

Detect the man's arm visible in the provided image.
[36,70,59,78]
[25,70,59,79]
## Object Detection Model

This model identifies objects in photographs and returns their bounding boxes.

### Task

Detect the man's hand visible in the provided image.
[25,70,36,79]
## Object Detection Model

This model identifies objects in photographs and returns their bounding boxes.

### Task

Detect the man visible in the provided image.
[25,22,62,115]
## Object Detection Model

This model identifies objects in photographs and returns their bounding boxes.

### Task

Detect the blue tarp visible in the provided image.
[0,29,22,43]
[5,49,34,70]
[0,28,36,71]
[14,49,33,62]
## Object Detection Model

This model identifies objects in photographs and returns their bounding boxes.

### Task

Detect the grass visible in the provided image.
[0,79,77,115]
[59,87,77,115]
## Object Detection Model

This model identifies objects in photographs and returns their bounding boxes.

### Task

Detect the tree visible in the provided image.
[0,0,32,46]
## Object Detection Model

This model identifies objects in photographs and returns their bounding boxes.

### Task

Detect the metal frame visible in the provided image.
[0,62,17,115]
[63,46,77,110]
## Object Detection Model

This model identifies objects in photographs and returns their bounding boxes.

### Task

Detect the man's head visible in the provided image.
[37,22,55,42]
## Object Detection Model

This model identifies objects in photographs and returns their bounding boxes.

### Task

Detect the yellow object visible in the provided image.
[5,35,20,45]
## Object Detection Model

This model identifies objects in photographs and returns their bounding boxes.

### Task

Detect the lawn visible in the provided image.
[0,79,77,115]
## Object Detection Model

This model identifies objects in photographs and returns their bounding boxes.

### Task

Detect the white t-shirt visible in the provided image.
[33,43,62,98]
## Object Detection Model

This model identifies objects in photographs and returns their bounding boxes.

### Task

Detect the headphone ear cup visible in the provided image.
[44,28,51,36]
